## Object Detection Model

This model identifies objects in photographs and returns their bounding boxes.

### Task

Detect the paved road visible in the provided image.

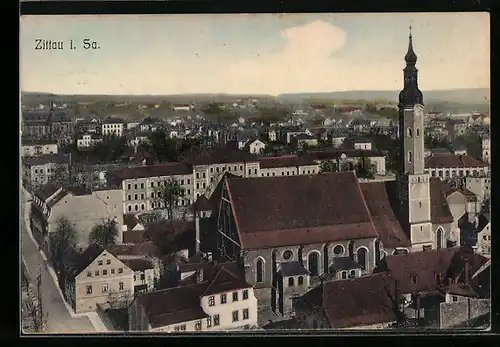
[21,191,95,334]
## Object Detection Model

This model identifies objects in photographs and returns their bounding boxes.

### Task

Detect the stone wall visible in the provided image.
[439,299,490,328]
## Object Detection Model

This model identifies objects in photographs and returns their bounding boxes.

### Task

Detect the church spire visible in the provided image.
[398,26,423,108]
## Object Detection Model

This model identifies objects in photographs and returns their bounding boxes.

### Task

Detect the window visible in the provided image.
[357,248,367,270]
[86,285,92,294]
[308,252,319,275]
[243,289,249,300]
[220,294,227,304]
[233,291,239,302]
[412,276,417,284]
[98,260,103,266]
[416,128,420,137]
[243,309,249,320]
[102,284,108,293]
[208,296,215,306]
[288,277,295,286]
[333,245,344,256]
[408,151,413,163]
[134,194,138,200]
[196,173,200,179]
[151,182,154,188]
[232,310,239,322]
[140,183,144,189]
[452,296,458,302]
[127,184,131,190]
[180,325,186,331]
[436,228,443,249]
[407,128,413,137]
[423,245,432,251]
[174,326,180,332]
[106,259,111,265]
[298,276,304,285]
[256,258,264,283]
[349,270,356,279]
[213,315,220,326]
[195,321,202,331]
[128,194,132,200]
[87,271,92,277]
[118,268,123,274]
[119,282,124,290]
[283,250,293,260]
[111,269,115,274]
[341,271,347,279]
[254,169,257,174]
[206,316,212,328]
[140,193,144,199]
[134,184,138,189]
[95,271,99,276]
[248,169,251,175]
[103,270,108,275]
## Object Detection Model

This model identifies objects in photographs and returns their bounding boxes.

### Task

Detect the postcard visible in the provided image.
[20,13,490,334]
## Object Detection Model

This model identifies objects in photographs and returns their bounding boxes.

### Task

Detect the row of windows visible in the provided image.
[259,169,317,177]
[429,169,485,178]
[126,199,192,212]
[127,179,191,190]
[128,190,191,201]
[86,282,124,294]
[103,124,122,128]
[182,309,250,331]
[34,168,54,174]
[87,267,123,277]
[287,276,304,286]
[208,290,249,306]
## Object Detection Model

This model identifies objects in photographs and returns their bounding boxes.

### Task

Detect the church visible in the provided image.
[211,31,457,317]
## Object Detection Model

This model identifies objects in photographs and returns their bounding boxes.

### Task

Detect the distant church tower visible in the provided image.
[397,27,434,251]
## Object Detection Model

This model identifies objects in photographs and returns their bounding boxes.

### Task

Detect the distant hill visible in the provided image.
[277,88,490,105]
[20,92,276,104]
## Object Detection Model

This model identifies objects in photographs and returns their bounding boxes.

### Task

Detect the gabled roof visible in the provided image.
[78,244,105,274]
[429,178,455,224]
[360,181,411,249]
[279,261,309,277]
[186,147,260,165]
[194,195,212,212]
[300,273,399,329]
[226,172,379,250]
[202,266,250,297]
[35,183,60,201]
[381,247,462,294]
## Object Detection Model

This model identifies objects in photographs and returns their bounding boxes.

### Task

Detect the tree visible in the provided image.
[455,132,482,159]
[148,130,178,162]
[48,165,70,188]
[88,219,119,249]
[319,159,338,173]
[152,179,184,220]
[48,216,77,287]
[355,157,376,179]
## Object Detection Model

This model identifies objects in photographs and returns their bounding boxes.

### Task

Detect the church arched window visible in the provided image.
[308,252,320,275]
[436,228,443,250]
[407,128,413,137]
[408,151,413,163]
[357,248,368,270]
[256,258,264,283]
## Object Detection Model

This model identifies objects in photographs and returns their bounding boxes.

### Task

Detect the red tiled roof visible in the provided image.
[425,154,488,169]
[430,178,455,224]
[226,172,379,250]
[383,247,461,294]
[360,182,411,249]
[302,273,399,329]
[109,162,193,181]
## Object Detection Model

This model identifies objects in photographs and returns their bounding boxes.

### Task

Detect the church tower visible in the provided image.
[397,28,433,251]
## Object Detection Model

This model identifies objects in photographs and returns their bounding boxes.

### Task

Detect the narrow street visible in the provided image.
[20,190,96,334]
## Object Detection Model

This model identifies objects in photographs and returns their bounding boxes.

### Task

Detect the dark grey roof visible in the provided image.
[103,117,125,124]
[21,138,57,146]
[279,261,309,277]
[330,257,362,271]
[22,153,70,166]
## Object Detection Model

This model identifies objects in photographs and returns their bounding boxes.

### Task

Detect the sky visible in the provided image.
[20,13,490,95]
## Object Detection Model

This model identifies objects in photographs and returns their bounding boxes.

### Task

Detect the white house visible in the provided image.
[268,129,277,142]
[102,118,125,137]
[21,139,58,157]
[77,133,103,149]
[173,104,193,112]
[248,139,266,155]
[128,262,258,332]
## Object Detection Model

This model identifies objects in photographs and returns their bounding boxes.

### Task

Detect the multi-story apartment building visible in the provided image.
[63,244,135,314]
[30,184,124,251]
[22,153,70,189]
[107,162,195,214]
[21,139,58,157]
[424,154,489,180]
[128,261,258,332]
[102,118,125,137]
